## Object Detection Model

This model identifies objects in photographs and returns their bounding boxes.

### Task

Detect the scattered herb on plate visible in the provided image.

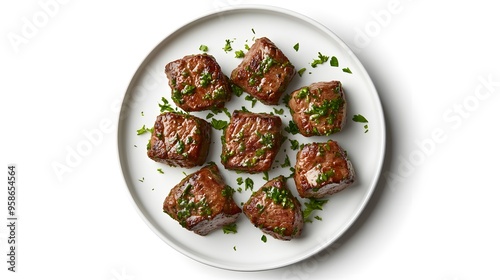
[222,223,238,234]
[352,114,369,133]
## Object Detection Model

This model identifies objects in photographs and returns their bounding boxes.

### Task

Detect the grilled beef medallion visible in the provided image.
[147,112,211,168]
[294,140,355,198]
[243,176,303,240]
[288,81,347,137]
[230,37,296,105]
[221,110,282,173]
[165,54,231,111]
[163,164,241,236]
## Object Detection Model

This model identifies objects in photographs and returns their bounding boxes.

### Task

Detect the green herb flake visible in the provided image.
[281,155,291,168]
[262,171,269,181]
[244,177,254,191]
[303,198,328,220]
[211,119,229,130]
[244,95,257,107]
[235,50,245,58]
[157,168,164,174]
[138,177,144,182]
[222,223,237,234]
[352,114,368,123]
[261,235,267,243]
[137,125,152,135]
[311,52,329,68]
[284,120,300,135]
[273,108,284,115]
[289,139,300,150]
[297,68,307,77]
[199,44,208,52]
[342,67,352,74]
[223,39,233,53]
[330,56,339,67]
[233,246,237,251]
[293,42,300,52]
[230,82,244,97]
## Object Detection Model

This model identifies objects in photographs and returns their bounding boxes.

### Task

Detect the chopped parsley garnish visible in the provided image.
[210,119,228,130]
[264,186,295,209]
[221,185,235,197]
[222,39,233,53]
[157,168,164,174]
[136,125,152,135]
[230,82,244,97]
[293,42,300,51]
[314,216,323,221]
[261,235,267,243]
[303,198,328,220]
[235,50,245,58]
[138,177,144,182]
[244,177,254,191]
[262,171,269,181]
[330,56,339,67]
[244,94,257,107]
[236,177,244,185]
[289,139,300,150]
[353,114,369,133]
[297,67,307,77]
[281,155,291,168]
[159,97,186,114]
[352,114,368,123]
[273,108,284,115]
[284,120,300,135]
[311,52,329,68]
[342,67,352,74]
[199,44,208,52]
[199,71,212,87]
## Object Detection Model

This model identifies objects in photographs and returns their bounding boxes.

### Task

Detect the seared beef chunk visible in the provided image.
[221,110,282,173]
[294,140,355,198]
[230,37,295,105]
[147,112,211,168]
[163,164,241,236]
[243,176,303,240]
[165,54,231,111]
[288,81,347,137]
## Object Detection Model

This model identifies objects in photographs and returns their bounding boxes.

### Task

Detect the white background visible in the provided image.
[1,0,499,279]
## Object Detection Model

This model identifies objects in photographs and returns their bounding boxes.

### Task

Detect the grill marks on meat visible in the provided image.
[221,110,282,173]
[163,164,241,236]
[294,140,355,198]
[243,176,303,240]
[147,112,211,168]
[288,81,347,137]
[230,37,295,105]
[165,54,231,111]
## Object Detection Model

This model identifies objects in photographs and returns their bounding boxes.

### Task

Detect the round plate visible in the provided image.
[117,5,385,271]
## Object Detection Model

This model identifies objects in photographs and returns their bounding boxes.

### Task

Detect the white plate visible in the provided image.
[117,5,385,271]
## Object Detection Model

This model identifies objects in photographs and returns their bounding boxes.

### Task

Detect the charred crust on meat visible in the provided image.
[221,110,283,173]
[243,175,303,240]
[147,112,211,168]
[230,37,296,105]
[288,81,347,137]
[165,54,232,111]
[294,140,355,198]
[163,164,241,236]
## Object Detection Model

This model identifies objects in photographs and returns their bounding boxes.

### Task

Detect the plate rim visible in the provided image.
[116,4,386,272]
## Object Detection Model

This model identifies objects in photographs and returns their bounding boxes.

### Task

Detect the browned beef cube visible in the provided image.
[147,112,211,168]
[163,164,241,236]
[165,54,231,111]
[288,81,347,137]
[243,176,303,240]
[294,140,355,198]
[221,110,282,173]
[230,37,295,105]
